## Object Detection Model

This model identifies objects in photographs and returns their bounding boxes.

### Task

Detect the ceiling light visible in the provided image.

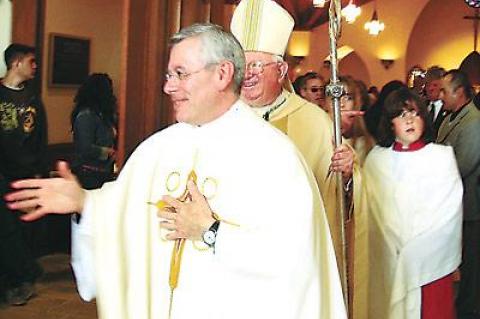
[341,0,361,24]
[313,0,328,8]
[364,8,384,36]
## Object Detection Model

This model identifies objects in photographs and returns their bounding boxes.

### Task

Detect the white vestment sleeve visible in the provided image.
[71,193,96,301]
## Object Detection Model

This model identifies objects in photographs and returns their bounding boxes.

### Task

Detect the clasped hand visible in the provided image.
[157,181,215,241]
[329,144,354,180]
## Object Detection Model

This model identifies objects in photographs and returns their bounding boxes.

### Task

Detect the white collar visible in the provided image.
[182,99,244,132]
[0,79,24,91]
[432,99,443,107]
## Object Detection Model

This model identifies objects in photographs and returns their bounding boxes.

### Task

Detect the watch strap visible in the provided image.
[209,220,220,232]
[202,220,221,248]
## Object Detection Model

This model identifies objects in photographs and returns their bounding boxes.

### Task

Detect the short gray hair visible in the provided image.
[170,23,245,93]
[425,66,446,82]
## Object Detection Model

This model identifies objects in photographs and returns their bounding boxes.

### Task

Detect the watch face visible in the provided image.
[203,230,216,246]
[465,0,480,8]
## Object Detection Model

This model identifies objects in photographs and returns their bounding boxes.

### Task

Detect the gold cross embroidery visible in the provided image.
[148,170,197,319]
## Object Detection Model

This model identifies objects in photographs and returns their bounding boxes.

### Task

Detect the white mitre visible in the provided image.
[230,0,295,56]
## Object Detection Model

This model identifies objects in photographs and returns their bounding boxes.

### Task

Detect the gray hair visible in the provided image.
[444,69,474,99]
[273,55,284,63]
[425,66,446,82]
[170,23,245,93]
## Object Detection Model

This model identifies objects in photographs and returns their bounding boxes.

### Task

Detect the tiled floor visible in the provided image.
[0,254,97,319]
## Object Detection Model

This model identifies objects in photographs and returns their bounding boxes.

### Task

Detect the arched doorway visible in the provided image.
[339,51,371,85]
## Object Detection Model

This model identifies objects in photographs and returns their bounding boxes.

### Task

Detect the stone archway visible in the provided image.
[339,51,371,85]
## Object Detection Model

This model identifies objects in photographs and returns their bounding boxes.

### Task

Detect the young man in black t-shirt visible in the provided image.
[0,43,47,306]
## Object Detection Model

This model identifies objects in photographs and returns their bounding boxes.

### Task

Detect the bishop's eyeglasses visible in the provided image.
[246,60,279,75]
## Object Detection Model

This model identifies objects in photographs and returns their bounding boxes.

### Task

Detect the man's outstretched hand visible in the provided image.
[5,161,86,221]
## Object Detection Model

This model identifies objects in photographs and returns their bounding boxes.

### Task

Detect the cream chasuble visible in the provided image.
[263,91,340,261]
[71,101,346,319]
[363,144,462,319]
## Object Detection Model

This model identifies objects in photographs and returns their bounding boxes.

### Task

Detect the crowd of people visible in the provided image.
[292,63,480,319]
[1,0,480,318]
[291,65,480,319]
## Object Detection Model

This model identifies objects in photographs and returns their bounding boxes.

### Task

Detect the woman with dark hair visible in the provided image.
[364,88,463,319]
[364,80,407,140]
[71,73,118,189]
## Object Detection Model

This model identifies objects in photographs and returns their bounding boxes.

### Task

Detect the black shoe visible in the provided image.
[5,283,35,306]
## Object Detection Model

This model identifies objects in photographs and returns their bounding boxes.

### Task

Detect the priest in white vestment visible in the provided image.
[6,24,346,319]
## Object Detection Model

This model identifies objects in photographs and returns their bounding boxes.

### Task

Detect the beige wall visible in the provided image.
[407,0,476,71]
[42,0,122,144]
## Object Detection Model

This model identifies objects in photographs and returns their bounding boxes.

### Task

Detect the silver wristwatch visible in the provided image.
[202,220,220,247]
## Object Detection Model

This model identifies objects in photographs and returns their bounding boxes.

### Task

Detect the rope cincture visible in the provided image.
[149,170,197,319]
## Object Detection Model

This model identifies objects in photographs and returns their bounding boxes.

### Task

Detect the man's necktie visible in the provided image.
[429,103,435,123]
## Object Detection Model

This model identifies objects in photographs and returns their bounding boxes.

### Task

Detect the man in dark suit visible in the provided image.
[438,69,480,319]
[425,66,448,138]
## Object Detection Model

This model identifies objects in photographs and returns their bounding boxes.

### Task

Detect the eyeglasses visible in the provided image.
[165,63,216,82]
[246,61,279,75]
[308,86,325,93]
[340,93,354,102]
[397,109,419,119]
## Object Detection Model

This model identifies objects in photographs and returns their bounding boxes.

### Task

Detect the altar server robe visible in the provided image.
[363,143,462,319]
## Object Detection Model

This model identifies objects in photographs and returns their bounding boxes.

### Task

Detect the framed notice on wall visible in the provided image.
[48,33,90,87]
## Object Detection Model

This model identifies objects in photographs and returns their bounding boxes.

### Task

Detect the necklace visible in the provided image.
[263,96,287,121]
